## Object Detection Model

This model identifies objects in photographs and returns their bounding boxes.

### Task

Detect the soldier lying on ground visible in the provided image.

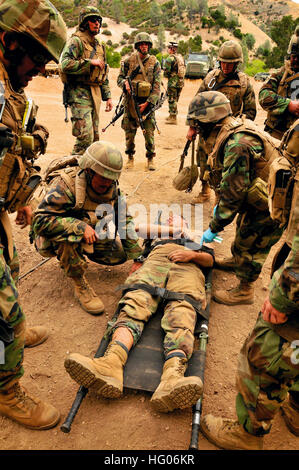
[64,214,214,413]
[30,141,142,315]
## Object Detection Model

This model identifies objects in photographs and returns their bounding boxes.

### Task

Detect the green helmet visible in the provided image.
[218,40,243,63]
[187,91,232,124]
[78,141,123,181]
[0,0,67,63]
[134,32,153,49]
[78,6,102,28]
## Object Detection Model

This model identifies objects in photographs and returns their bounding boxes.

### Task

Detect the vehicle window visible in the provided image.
[188,54,209,62]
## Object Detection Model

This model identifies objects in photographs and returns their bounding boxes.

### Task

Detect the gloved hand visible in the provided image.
[213,205,218,217]
[200,227,218,246]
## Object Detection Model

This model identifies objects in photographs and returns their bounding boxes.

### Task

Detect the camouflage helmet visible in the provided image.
[187,91,232,124]
[0,0,67,63]
[172,165,199,192]
[78,141,123,181]
[134,32,153,49]
[218,40,243,63]
[287,25,299,55]
[78,6,102,27]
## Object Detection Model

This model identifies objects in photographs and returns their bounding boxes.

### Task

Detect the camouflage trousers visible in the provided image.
[236,312,299,436]
[34,235,127,278]
[121,110,155,159]
[69,86,99,155]
[106,243,206,359]
[0,230,25,391]
[167,86,182,116]
[231,208,283,283]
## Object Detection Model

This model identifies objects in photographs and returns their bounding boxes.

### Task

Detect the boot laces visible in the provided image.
[13,384,36,409]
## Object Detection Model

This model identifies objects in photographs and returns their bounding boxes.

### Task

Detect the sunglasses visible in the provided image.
[19,43,51,67]
[88,17,102,24]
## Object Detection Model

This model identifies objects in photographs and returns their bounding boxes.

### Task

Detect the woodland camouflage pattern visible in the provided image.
[60,29,111,155]
[31,169,142,278]
[164,54,184,115]
[117,53,161,158]
[208,131,283,282]
[106,243,211,359]
[0,0,67,62]
[186,91,231,125]
[259,63,299,139]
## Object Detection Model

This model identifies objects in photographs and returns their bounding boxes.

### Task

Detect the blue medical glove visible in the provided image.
[213,205,218,217]
[200,227,218,246]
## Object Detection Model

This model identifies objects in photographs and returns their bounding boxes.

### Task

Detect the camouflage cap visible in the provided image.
[134,32,153,49]
[187,91,232,124]
[168,41,178,48]
[218,40,243,63]
[0,0,67,63]
[78,141,123,181]
[78,6,102,27]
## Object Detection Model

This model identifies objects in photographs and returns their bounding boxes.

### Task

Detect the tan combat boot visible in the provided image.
[150,356,203,413]
[191,182,211,204]
[147,158,156,171]
[281,395,299,436]
[0,383,60,430]
[213,280,254,305]
[165,114,177,125]
[125,156,134,169]
[201,414,263,450]
[72,275,105,315]
[64,342,128,398]
[25,326,48,348]
[214,255,236,271]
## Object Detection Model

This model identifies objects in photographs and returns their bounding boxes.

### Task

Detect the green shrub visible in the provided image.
[245,59,267,76]
[102,29,112,36]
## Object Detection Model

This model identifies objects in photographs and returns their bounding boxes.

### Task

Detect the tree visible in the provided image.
[197,0,208,18]
[150,1,162,26]
[157,24,166,52]
[111,0,124,24]
[240,37,248,70]
[245,33,256,51]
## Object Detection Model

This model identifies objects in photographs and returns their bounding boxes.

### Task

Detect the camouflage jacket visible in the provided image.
[31,168,142,260]
[0,61,49,214]
[197,69,256,120]
[269,166,299,318]
[163,54,184,88]
[259,62,299,139]
[60,30,111,101]
[208,131,264,233]
[117,52,161,107]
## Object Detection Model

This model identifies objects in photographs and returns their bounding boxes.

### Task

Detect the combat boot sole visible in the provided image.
[150,378,202,413]
[64,354,122,399]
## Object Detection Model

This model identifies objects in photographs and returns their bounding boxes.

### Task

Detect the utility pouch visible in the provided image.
[0,316,14,345]
[247,177,269,211]
[135,80,151,98]
[8,170,41,213]
[268,156,294,227]
[21,134,34,151]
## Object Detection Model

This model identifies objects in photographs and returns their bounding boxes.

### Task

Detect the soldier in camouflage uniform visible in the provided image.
[60,6,113,155]
[187,91,283,305]
[117,32,161,171]
[0,0,67,429]
[200,120,299,450]
[192,40,257,204]
[164,41,185,125]
[31,141,142,315]
[64,214,214,412]
[259,30,299,140]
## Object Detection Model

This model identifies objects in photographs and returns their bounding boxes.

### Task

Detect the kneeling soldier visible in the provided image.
[31,141,142,315]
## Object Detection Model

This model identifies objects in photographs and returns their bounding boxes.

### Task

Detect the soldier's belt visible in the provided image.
[116,282,207,319]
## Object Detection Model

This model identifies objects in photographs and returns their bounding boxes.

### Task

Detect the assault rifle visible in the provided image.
[102,92,124,133]
[63,84,70,123]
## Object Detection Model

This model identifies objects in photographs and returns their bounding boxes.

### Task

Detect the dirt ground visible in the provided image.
[1,69,297,452]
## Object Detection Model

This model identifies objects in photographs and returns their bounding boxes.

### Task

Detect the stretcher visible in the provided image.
[61,267,212,450]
